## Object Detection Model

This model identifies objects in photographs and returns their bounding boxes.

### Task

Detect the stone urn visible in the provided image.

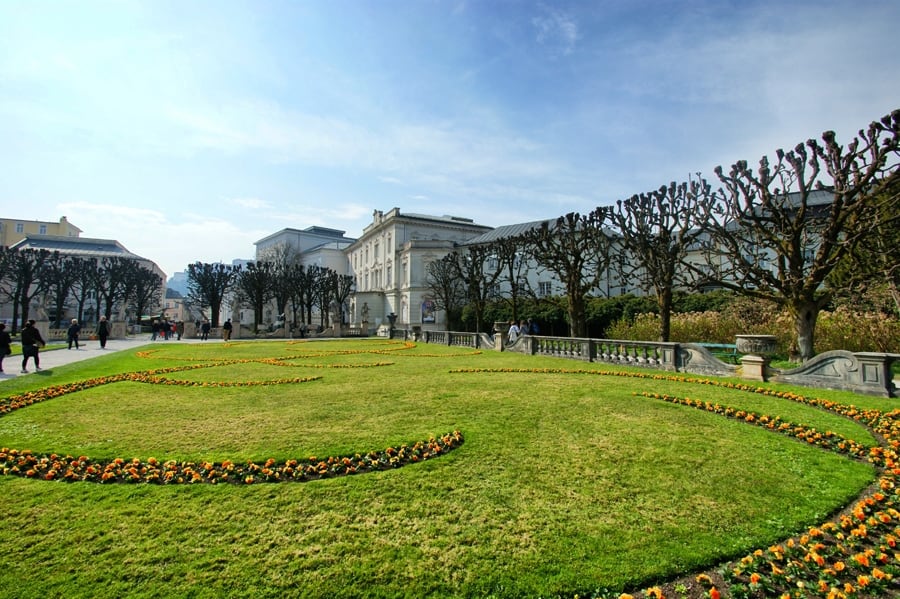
[735,334,778,356]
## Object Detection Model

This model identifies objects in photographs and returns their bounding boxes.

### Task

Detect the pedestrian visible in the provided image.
[507,320,520,344]
[21,319,45,373]
[222,318,233,341]
[175,321,184,340]
[201,319,211,341]
[97,316,110,349]
[0,323,11,373]
[67,318,81,350]
[151,319,159,341]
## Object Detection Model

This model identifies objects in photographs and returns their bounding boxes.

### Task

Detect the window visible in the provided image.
[539,281,552,297]
[39,224,47,234]
[16,223,24,233]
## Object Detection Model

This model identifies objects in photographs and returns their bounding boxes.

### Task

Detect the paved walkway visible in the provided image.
[0,335,222,381]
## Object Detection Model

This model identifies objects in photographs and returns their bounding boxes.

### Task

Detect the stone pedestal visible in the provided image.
[493,321,510,352]
[741,355,770,382]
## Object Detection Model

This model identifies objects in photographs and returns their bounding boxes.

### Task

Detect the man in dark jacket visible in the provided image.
[21,319,46,373]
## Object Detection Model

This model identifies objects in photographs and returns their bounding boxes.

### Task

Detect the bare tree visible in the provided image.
[94,257,137,321]
[128,266,164,325]
[0,248,52,333]
[700,109,900,360]
[44,253,88,328]
[286,263,309,328]
[331,271,355,325]
[296,264,322,326]
[235,261,274,333]
[521,209,614,338]
[610,178,715,341]
[260,242,302,321]
[829,180,900,316]
[490,235,536,324]
[186,262,240,327]
[425,253,467,330]
[68,260,98,324]
[453,245,503,333]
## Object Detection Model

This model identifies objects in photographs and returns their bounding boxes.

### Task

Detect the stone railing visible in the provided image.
[412,331,898,398]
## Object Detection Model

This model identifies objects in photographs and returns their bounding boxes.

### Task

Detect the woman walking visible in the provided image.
[97,316,110,349]
[67,318,81,350]
[21,319,45,373]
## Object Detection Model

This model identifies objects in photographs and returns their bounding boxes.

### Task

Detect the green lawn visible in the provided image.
[0,339,891,598]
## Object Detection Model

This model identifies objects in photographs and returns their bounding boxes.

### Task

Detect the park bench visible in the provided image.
[698,342,739,364]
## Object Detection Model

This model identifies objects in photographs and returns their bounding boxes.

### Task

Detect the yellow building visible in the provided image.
[0,216,81,247]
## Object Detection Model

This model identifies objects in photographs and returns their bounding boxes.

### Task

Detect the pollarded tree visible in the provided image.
[490,234,537,324]
[828,180,900,317]
[1,248,52,333]
[453,245,504,334]
[521,209,614,338]
[235,261,274,333]
[44,253,89,328]
[425,253,467,330]
[610,178,715,341]
[331,271,355,325]
[296,264,323,326]
[700,109,900,360]
[285,263,309,328]
[186,262,240,327]
[260,242,302,322]
[128,266,164,325]
[94,257,137,321]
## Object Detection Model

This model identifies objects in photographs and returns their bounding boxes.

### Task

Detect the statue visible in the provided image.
[361,302,369,322]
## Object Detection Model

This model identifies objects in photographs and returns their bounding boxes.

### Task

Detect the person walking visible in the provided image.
[0,323,11,373]
[507,320,520,344]
[222,318,233,341]
[97,316,111,349]
[175,321,184,341]
[201,319,211,341]
[67,318,81,350]
[21,319,45,373]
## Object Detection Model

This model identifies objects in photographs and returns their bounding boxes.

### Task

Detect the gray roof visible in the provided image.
[10,234,146,261]
[461,220,551,246]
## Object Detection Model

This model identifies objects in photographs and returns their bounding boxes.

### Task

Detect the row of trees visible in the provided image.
[186,249,354,333]
[426,109,900,361]
[0,248,163,333]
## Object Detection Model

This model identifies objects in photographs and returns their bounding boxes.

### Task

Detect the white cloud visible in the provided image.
[229,197,271,210]
[531,6,579,56]
[57,201,265,277]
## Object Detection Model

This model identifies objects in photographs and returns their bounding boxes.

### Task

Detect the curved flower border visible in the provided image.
[0,431,463,485]
[1,346,463,485]
[453,367,900,598]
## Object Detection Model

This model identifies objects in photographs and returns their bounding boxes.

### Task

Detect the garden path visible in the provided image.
[0,334,214,380]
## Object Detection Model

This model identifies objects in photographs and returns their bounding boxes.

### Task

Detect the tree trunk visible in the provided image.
[568,295,587,338]
[657,287,673,342]
[791,302,820,362]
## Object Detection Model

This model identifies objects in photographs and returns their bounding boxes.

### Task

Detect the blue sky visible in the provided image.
[3,0,899,279]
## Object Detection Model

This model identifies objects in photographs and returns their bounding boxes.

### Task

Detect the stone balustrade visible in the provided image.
[406,329,898,398]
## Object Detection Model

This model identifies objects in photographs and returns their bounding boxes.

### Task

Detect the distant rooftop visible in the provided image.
[10,234,145,261]
[461,220,550,245]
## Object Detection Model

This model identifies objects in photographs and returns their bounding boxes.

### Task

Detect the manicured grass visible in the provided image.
[0,339,885,598]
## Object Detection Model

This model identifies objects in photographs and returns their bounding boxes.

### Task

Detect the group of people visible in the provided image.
[505,319,540,344]
[0,317,115,375]
[151,318,185,341]
[0,319,46,374]
[66,317,111,349]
